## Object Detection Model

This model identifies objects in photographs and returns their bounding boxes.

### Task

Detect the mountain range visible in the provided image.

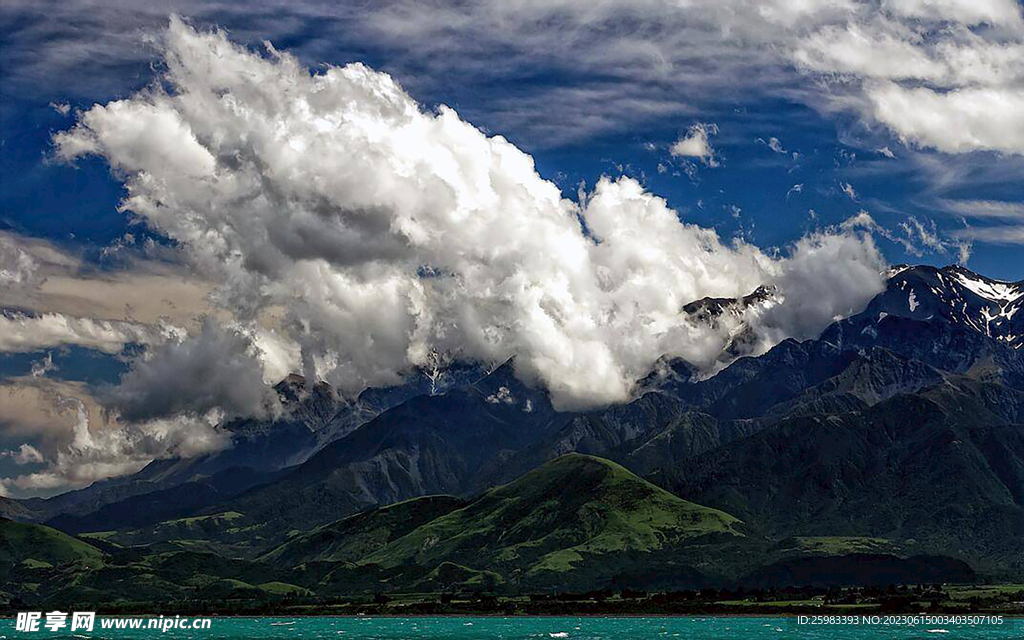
[2,264,1022,606]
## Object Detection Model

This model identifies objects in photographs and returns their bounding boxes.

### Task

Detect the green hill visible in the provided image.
[0,519,105,569]
[360,454,741,587]
[259,495,466,566]
[80,510,274,558]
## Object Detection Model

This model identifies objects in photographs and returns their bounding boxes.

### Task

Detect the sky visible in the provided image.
[0,0,1022,497]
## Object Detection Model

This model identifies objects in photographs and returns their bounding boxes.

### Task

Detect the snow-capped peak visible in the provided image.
[874,265,1024,349]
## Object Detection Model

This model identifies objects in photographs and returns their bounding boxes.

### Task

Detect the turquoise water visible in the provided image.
[0,616,1019,639]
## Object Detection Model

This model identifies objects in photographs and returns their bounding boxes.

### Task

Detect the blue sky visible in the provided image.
[1,1,1022,496]
[2,2,1022,279]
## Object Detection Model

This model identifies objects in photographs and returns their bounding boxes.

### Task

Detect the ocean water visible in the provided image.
[1,616,1019,639]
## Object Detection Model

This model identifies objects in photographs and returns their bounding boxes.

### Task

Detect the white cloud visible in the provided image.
[954,225,1024,244]
[0,379,229,497]
[760,136,787,154]
[841,210,881,232]
[0,234,41,287]
[868,83,1024,154]
[0,402,227,495]
[899,216,947,255]
[670,123,719,167]
[937,199,1024,219]
[49,101,71,116]
[53,19,887,411]
[0,230,216,343]
[0,311,162,354]
[350,0,1024,155]
[794,23,948,81]
[5,0,1024,155]
[0,444,45,465]
[760,230,887,343]
[844,209,971,261]
[30,353,57,378]
[882,0,1024,27]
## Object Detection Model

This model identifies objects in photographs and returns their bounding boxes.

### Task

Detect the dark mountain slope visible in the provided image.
[765,347,944,419]
[20,364,485,525]
[667,384,1024,575]
[621,412,761,478]
[478,346,952,491]
[222,362,564,534]
[0,497,40,522]
[45,465,281,534]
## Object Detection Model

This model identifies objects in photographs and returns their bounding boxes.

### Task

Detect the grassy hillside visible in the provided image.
[78,509,279,559]
[0,519,105,569]
[260,495,466,566]
[360,454,741,587]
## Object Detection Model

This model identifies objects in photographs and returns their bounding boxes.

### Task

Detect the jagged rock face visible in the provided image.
[680,285,780,362]
[676,265,1023,382]
[681,284,778,321]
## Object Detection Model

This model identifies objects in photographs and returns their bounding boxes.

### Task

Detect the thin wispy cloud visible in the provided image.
[4,0,1023,154]
[937,199,1024,220]
[757,136,787,154]
[954,225,1024,245]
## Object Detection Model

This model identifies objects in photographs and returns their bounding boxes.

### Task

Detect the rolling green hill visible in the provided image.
[79,510,274,558]
[0,519,105,569]
[355,454,742,588]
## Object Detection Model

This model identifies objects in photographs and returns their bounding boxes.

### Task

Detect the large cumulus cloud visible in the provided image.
[54,18,886,410]
[102,320,280,422]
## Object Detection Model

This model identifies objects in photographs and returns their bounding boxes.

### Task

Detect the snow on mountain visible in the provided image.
[874,265,1024,349]
[950,268,1023,303]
